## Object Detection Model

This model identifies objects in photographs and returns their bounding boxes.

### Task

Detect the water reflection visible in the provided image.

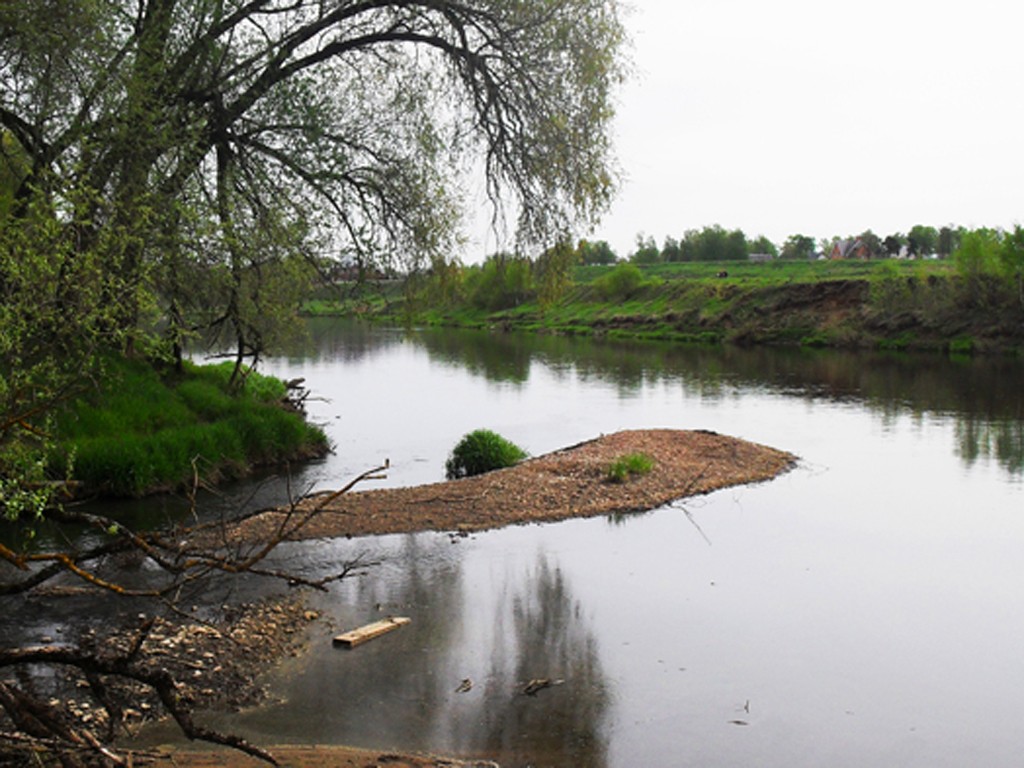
[402,325,1024,475]
[178,533,468,748]
[137,319,1024,483]
[267,317,409,365]
[415,326,533,385]
[190,537,610,766]
[955,417,1024,475]
[451,556,610,766]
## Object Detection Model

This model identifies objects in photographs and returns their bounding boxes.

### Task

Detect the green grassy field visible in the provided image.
[575,258,952,285]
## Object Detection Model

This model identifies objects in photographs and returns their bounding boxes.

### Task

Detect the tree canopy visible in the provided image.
[0,0,629,517]
[780,234,816,261]
[578,238,617,265]
[0,0,627,336]
[2,0,626,249]
[907,225,940,257]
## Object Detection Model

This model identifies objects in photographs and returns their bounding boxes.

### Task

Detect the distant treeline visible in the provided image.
[581,224,1006,265]
[388,223,1024,317]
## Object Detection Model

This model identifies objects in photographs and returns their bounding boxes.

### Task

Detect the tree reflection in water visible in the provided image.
[413,323,1024,476]
[191,537,611,766]
[447,555,611,767]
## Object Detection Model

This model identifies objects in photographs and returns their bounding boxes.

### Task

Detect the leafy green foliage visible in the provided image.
[363,257,1021,352]
[0,184,147,520]
[908,225,940,257]
[948,337,974,355]
[630,235,661,264]
[465,254,535,311]
[445,429,527,480]
[748,235,779,258]
[606,453,655,483]
[535,241,579,308]
[50,358,326,497]
[882,232,907,257]
[999,225,1024,310]
[674,225,749,262]
[594,262,646,299]
[955,229,1002,280]
[420,256,468,309]
[938,226,962,258]
[0,130,29,221]
[953,228,1007,308]
[868,260,911,314]
[780,234,817,261]
[578,239,618,265]
[0,436,56,524]
[1,0,627,371]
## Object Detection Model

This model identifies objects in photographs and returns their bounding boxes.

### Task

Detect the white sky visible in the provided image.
[590,0,1024,256]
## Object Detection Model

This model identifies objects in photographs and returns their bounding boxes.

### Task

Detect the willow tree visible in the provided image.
[0,0,627,506]
[0,1,628,760]
[1,0,625,334]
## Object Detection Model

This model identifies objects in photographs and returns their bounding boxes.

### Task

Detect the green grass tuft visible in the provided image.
[606,452,655,483]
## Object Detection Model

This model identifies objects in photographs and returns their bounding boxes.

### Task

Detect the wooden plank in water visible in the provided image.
[333,616,411,648]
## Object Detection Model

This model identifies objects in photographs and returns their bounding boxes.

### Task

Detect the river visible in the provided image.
[146,320,1024,765]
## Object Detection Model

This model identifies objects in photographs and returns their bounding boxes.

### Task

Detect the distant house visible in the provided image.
[748,252,774,263]
[829,238,871,260]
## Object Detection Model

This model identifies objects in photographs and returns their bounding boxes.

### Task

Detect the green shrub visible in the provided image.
[606,452,655,483]
[877,332,913,351]
[594,262,645,300]
[240,370,287,402]
[72,434,148,496]
[445,429,527,479]
[229,407,319,461]
[187,360,286,402]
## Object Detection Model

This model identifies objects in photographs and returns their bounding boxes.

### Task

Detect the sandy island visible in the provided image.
[145,429,795,767]
[235,428,796,543]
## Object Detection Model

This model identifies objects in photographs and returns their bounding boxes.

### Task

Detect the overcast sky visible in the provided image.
[589,0,1024,256]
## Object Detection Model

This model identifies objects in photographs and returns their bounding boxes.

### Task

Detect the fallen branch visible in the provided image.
[0,463,391,765]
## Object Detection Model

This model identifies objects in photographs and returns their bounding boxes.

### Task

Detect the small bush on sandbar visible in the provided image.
[445,429,527,480]
[606,452,655,483]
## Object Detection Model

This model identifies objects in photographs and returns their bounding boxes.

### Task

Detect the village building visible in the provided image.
[829,238,872,260]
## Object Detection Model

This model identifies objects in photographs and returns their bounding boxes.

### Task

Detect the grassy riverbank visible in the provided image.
[51,357,329,497]
[307,260,1024,355]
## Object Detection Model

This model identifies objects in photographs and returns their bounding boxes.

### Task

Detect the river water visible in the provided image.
[159,320,1023,766]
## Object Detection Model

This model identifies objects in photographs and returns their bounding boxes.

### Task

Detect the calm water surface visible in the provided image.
[158,321,1023,766]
